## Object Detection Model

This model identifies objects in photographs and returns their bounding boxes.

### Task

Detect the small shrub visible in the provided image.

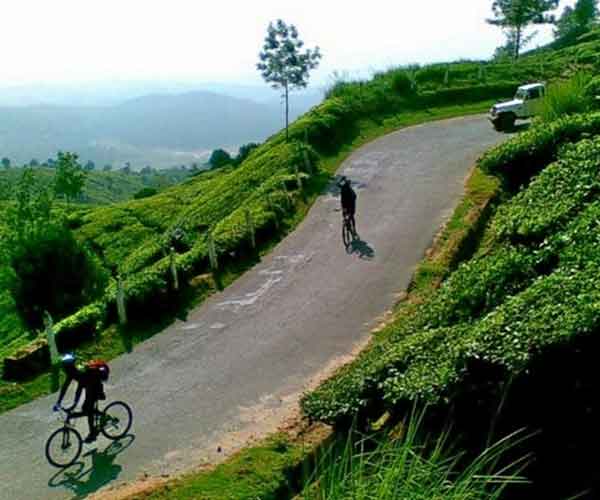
[390,69,416,95]
[9,225,108,330]
[133,187,158,199]
[540,73,592,123]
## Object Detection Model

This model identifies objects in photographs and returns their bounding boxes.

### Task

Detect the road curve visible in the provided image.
[0,116,505,499]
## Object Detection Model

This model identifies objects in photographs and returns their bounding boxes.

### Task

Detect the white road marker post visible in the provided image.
[245,208,256,249]
[281,181,292,208]
[267,193,279,230]
[117,275,127,325]
[44,311,61,391]
[170,246,179,291]
[294,163,303,192]
[208,232,218,271]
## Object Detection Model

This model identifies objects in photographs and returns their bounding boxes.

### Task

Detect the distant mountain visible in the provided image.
[0,89,323,169]
[0,80,323,108]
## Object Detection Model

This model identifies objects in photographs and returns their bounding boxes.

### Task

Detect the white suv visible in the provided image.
[489,83,546,131]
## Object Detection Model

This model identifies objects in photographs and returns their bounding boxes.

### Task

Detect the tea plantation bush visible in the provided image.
[479,112,600,187]
[493,136,600,243]
[303,118,600,424]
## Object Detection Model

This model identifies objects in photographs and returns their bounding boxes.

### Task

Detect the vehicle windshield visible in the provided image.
[515,89,528,100]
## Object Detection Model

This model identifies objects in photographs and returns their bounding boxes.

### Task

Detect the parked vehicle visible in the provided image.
[489,83,546,131]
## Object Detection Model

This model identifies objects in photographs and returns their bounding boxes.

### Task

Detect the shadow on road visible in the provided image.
[347,237,375,260]
[48,435,135,499]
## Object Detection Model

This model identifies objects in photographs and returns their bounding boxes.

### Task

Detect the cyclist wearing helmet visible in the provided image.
[53,353,109,443]
[338,176,357,235]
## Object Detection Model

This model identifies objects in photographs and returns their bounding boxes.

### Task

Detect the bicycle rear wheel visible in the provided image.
[100,401,133,440]
[342,222,352,248]
[45,427,83,468]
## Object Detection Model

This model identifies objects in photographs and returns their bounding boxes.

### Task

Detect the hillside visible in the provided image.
[0,166,191,205]
[0,91,318,169]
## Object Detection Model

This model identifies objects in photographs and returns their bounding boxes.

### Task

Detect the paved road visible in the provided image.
[0,116,505,499]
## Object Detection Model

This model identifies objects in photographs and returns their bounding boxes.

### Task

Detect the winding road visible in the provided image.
[0,116,505,499]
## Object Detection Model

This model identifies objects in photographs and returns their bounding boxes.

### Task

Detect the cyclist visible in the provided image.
[53,353,109,443]
[338,176,357,235]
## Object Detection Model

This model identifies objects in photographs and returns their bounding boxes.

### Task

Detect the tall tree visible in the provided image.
[209,148,232,168]
[54,152,86,203]
[555,0,598,42]
[487,0,559,59]
[493,28,538,60]
[257,19,321,141]
[1,157,10,169]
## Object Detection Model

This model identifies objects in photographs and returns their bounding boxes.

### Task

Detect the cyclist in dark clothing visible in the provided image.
[339,176,357,235]
[53,353,107,443]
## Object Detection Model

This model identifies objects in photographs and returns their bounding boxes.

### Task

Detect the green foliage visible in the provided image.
[301,416,526,500]
[584,75,600,101]
[133,186,158,199]
[0,167,107,331]
[233,143,260,166]
[53,152,86,203]
[141,434,303,500]
[493,136,600,242]
[479,111,600,186]
[420,246,538,328]
[555,0,599,43]
[389,68,416,95]
[0,166,187,205]
[487,0,560,59]
[8,225,108,330]
[257,19,322,139]
[257,19,322,92]
[209,148,232,168]
[540,72,592,122]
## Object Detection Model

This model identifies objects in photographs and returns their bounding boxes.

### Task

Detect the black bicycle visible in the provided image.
[45,401,133,468]
[342,211,358,248]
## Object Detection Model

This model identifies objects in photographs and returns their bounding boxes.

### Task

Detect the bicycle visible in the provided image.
[342,211,358,248]
[45,400,133,468]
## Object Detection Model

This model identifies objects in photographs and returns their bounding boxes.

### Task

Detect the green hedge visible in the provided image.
[479,112,600,187]
[417,81,518,108]
[492,136,600,243]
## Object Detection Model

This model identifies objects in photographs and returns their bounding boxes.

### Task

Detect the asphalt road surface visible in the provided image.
[0,116,505,499]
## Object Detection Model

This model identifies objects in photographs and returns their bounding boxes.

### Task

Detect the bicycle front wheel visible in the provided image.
[100,401,133,440]
[45,427,83,468]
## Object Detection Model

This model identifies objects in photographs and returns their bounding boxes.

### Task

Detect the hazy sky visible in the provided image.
[2,0,576,88]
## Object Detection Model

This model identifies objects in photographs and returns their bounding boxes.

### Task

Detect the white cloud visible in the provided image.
[1,0,575,86]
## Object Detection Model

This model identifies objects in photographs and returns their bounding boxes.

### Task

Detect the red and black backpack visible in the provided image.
[86,359,110,382]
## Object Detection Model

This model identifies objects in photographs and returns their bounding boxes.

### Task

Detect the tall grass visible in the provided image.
[300,412,530,500]
[540,73,592,122]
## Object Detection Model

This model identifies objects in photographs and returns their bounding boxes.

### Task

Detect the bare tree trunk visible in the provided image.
[514,26,522,60]
[285,81,289,142]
